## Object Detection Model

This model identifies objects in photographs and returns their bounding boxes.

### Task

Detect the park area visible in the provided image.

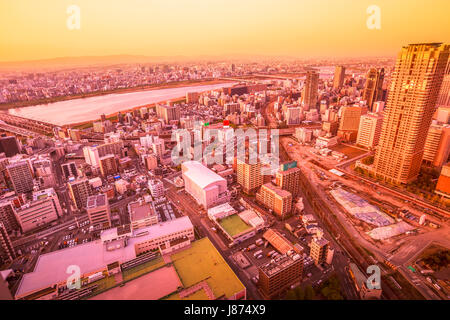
[218,214,252,237]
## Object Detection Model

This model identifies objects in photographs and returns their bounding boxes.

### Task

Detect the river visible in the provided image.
[6,82,237,126]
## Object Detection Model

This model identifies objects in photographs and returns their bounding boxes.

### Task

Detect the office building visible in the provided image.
[258,252,303,299]
[322,121,338,136]
[256,183,292,220]
[237,158,263,194]
[0,200,20,234]
[186,91,199,104]
[61,162,78,180]
[295,127,313,143]
[437,59,450,108]
[128,200,158,231]
[362,68,385,111]
[156,104,180,123]
[84,141,124,168]
[356,113,384,149]
[15,196,60,233]
[83,146,100,167]
[423,124,450,168]
[99,154,118,177]
[148,179,164,198]
[338,106,368,142]
[68,178,94,211]
[302,70,319,110]
[139,135,154,149]
[0,222,16,265]
[6,161,34,195]
[182,161,230,209]
[144,154,158,170]
[152,138,165,159]
[86,194,111,229]
[0,136,20,157]
[374,43,450,184]
[285,107,301,125]
[435,163,450,200]
[333,65,346,89]
[276,165,301,197]
[310,235,330,265]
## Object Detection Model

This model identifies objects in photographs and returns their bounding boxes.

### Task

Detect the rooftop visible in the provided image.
[263,228,296,254]
[182,161,226,190]
[262,183,292,198]
[15,240,137,299]
[167,237,245,300]
[86,194,107,209]
[259,254,303,277]
[129,201,157,222]
[207,202,236,219]
[218,214,253,237]
[16,216,193,299]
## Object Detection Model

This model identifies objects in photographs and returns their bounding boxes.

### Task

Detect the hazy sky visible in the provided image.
[1,0,449,62]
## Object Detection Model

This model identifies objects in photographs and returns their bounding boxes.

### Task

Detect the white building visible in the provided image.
[152,138,165,159]
[139,135,154,149]
[295,127,313,143]
[182,161,230,209]
[148,180,165,198]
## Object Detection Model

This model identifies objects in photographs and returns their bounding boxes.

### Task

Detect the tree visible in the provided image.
[294,287,305,300]
[304,285,315,300]
[285,290,297,300]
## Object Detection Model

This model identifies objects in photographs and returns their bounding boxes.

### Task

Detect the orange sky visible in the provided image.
[0,0,449,62]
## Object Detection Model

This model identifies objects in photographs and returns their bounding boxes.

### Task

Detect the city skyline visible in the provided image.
[1,0,450,62]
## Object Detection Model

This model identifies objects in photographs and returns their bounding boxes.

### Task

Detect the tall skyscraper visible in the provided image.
[302,70,319,110]
[437,58,450,108]
[362,68,385,111]
[333,65,346,89]
[374,43,450,184]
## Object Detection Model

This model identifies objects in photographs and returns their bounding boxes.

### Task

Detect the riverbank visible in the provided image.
[0,78,233,110]
[6,81,237,126]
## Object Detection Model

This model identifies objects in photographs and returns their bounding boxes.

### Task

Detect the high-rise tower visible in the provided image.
[362,68,385,111]
[302,70,319,110]
[373,43,450,184]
